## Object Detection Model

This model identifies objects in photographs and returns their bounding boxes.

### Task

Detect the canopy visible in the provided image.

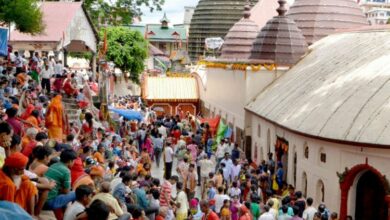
[109,107,143,122]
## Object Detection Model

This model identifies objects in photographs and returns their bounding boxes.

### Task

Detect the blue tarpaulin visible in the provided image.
[109,107,143,121]
[0,28,8,57]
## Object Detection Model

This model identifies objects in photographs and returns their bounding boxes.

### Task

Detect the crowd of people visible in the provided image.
[0,52,343,220]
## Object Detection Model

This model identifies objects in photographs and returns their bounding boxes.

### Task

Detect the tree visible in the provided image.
[0,0,44,34]
[47,0,165,27]
[101,27,147,83]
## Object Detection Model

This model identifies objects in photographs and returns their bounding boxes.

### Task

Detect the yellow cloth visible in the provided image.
[92,193,123,220]
[46,95,64,141]
[0,147,5,168]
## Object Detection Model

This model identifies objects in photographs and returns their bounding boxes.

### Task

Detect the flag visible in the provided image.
[0,28,8,57]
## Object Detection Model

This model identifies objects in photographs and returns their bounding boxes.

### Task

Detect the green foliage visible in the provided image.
[101,27,147,84]
[0,0,44,34]
[82,0,165,27]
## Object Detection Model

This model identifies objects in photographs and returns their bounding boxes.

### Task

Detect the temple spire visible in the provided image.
[277,0,287,16]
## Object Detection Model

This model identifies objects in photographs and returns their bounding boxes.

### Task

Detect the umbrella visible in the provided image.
[108,107,143,121]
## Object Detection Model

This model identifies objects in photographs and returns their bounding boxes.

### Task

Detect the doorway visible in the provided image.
[355,171,387,220]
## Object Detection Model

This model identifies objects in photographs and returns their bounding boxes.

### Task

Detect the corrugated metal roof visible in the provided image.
[246,30,390,146]
[143,76,199,101]
[11,2,82,42]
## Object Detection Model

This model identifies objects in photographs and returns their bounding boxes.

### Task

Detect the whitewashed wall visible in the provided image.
[246,111,390,215]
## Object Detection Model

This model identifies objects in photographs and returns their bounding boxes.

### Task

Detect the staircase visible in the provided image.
[62,97,81,126]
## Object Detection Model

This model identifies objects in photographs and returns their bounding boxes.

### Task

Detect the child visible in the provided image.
[220,199,231,220]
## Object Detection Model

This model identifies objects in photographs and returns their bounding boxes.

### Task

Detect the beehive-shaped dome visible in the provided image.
[250,0,308,67]
[287,0,369,45]
[188,0,258,61]
[220,4,259,60]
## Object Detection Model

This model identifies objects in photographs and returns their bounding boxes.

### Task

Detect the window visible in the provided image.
[257,124,261,137]
[316,180,325,203]
[302,172,308,198]
[319,147,326,163]
[304,143,309,159]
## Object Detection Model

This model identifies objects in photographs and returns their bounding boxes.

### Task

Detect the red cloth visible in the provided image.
[71,158,87,187]
[5,152,28,169]
[199,115,221,135]
[21,141,37,158]
[202,211,219,220]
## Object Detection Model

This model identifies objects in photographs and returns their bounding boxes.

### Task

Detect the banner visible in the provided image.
[0,28,8,57]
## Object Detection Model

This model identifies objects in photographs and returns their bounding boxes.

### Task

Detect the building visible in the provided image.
[366,7,390,24]
[183,6,195,31]
[129,13,187,57]
[245,27,390,220]
[142,75,199,116]
[188,0,258,61]
[359,0,390,13]
[196,0,297,148]
[10,2,98,66]
[287,0,368,44]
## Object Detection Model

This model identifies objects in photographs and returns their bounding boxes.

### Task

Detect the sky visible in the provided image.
[140,0,200,24]
[140,0,296,25]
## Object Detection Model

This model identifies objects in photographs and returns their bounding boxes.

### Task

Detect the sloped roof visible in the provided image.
[287,0,369,45]
[220,4,259,60]
[246,29,390,147]
[250,0,308,66]
[129,24,186,42]
[249,0,281,28]
[11,2,94,42]
[143,76,199,101]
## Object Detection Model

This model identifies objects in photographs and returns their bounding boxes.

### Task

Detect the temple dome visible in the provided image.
[188,0,258,61]
[287,0,369,45]
[250,0,308,67]
[220,4,259,60]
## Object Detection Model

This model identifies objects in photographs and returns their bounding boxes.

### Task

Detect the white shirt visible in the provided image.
[41,68,52,79]
[15,56,23,68]
[164,147,174,163]
[214,194,230,214]
[231,164,241,180]
[199,159,214,178]
[158,126,167,138]
[176,191,189,214]
[228,187,241,198]
[259,212,275,220]
[303,206,317,220]
[216,144,225,158]
[64,201,85,220]
[54,63,63,75]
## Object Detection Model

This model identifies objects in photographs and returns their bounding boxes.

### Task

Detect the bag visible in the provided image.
[272,175,279,191]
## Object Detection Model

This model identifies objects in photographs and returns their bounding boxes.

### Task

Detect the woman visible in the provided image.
[25,109,41,130]
[230,196,241,220]
[63,73,77,97]
[176,182,189,220]
[239,206,252,220]
[221,199,231,220]
[142,133,153,159]
[81,112,94,141]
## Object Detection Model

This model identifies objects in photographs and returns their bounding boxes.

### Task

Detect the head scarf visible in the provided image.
[5,152,28,169]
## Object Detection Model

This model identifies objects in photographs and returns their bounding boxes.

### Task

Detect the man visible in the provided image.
[259,205,275,220]
[303,198,317,220]
[157,123,167,138]
[215,139,226,170]
[294,191,306,218]
[14,51,23,73]
[22,131,47,158]
[92,182,126,220]
[214,186,229,216]
[54,60,64,76]
[200,199,219,220]
[164,142,174,179]
[45,149,77,219]
[231,159,241,181]
[0,152,37,215]
[160,175,178,207]
[40,64,52,94]
[113,173,131,211]
[45,94,65,141]
[231,144,240,164]
[185,164,197,200]
[196,146,207,186]
[291,206,303,220]
[279,205,292,220]
[64,185,93,220]
[153,133,164,167]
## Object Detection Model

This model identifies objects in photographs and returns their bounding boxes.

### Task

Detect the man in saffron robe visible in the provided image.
[0,152,38,215]
[45,95,66,141]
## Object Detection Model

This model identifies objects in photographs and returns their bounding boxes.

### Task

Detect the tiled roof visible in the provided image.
[287,0,369,45]
[143,76,199,101]
[250,0,308,66]
[129,24,186,42]
[220,5,259,60]
[11,2,82,42]
[188,0,258,61]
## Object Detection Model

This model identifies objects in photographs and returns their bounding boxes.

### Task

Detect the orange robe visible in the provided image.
[0,170,38,210]
[93,152,105,164]
[26,115,40,130]
[45,95,65,141]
